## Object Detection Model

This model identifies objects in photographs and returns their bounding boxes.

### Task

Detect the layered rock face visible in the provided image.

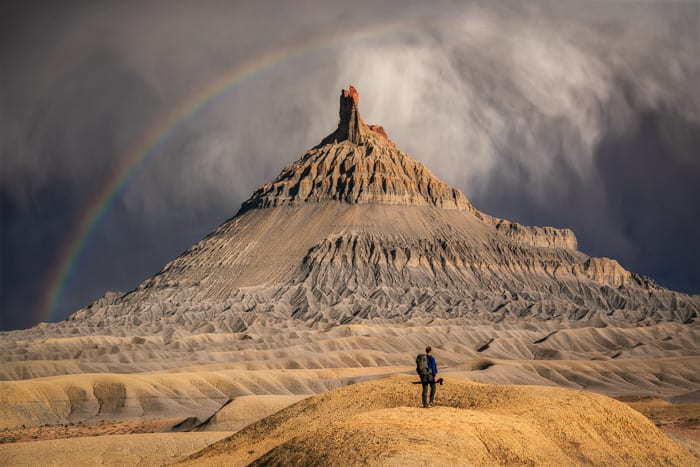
[239,136,470,212]
[60,85,697,328]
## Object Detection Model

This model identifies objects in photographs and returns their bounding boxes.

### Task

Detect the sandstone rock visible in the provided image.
[492,219,578,250]
[239,139,470,212]
[57,85,698,327]
[366,125,395,147]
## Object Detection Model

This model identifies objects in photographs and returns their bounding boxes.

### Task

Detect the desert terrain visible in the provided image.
[1,87,698,465]
[1,320,698,465]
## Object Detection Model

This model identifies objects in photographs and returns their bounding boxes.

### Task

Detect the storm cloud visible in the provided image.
[1,0,698,330]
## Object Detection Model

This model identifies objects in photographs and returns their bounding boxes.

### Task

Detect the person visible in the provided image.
[421,346,438,408]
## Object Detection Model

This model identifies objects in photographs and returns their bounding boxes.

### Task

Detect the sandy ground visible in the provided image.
[0,432,230,466]
[181,376,698,466]
[623,397,700,441]
[621,397,700,458]
[0,418,183,444]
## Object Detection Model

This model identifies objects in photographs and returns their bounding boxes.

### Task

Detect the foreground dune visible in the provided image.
[181,376,696,466]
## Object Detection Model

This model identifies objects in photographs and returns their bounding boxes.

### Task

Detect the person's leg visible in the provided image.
[429,380,436,405]
[422,382,429,407]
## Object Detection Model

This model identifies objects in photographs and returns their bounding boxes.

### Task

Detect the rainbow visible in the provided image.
[35,21,409,325]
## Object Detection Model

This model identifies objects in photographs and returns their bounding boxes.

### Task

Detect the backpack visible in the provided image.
[416,353,430,376]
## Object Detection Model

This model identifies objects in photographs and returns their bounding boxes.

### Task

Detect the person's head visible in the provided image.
[426,346,432,355]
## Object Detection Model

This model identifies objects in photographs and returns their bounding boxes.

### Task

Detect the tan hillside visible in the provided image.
[181,376,697,466]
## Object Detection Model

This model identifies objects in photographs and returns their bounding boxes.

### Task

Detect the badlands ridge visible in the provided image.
[1,86,698,465]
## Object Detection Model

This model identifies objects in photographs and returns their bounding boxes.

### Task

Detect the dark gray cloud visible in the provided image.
[1,0,698,330]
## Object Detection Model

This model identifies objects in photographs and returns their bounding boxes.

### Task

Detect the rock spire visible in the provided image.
[338,86,364,144]
[321,85,394,147]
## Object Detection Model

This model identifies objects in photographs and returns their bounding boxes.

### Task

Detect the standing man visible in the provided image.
[416,346,438,408]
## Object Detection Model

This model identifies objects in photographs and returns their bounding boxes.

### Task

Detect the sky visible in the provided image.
[1,0,698,331]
